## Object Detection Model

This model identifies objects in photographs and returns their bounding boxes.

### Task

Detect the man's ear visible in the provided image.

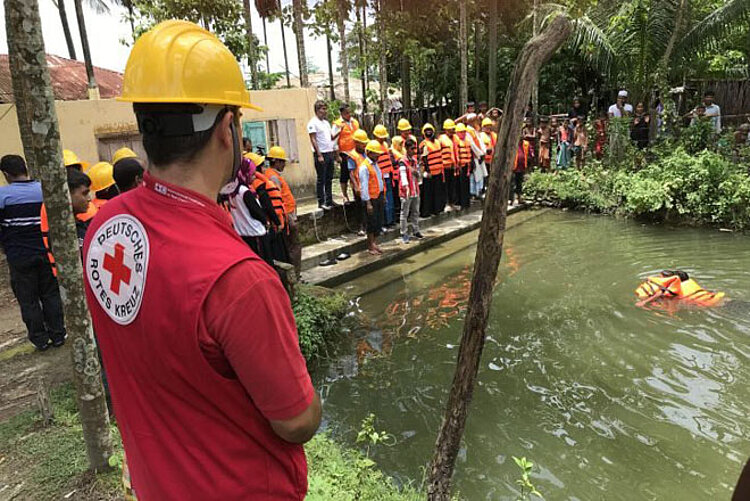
[215,111,235,149]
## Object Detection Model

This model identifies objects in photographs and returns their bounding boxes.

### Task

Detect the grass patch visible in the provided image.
[306,432,423,501]
[293,284,350,363]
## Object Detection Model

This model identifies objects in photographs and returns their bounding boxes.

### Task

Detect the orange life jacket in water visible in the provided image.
[635,275,725,307]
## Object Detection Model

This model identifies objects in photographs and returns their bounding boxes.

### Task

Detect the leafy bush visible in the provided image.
[525,148,750,229]
[292,285,349,363]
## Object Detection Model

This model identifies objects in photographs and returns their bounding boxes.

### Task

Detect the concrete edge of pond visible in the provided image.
[302,204,537,288]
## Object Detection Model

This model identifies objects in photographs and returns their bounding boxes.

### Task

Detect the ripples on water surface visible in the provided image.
[317,211,750,500]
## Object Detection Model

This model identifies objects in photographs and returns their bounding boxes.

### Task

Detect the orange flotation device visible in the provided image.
[636,270,725,307]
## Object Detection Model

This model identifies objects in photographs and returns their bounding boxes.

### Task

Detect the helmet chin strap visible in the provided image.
[230,118,241,179]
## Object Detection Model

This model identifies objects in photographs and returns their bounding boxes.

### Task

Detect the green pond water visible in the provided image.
[314,210,750,500]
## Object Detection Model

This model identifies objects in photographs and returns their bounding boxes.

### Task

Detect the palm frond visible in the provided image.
[85,0,111,14]
[569,15,616,77]
[677,0,750,56]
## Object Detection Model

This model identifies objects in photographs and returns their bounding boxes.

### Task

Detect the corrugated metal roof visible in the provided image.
[0,54,122,103]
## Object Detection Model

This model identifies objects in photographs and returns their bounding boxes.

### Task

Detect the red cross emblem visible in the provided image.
[103,243,132,294]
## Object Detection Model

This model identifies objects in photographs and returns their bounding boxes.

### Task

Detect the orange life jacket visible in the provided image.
[265,167,296,214]
[376,140,394,177]
[362,158,382,201]
[76,201,98,223]
[92,198,108,209]
[334,117,359,153]
[346,149,367,192]
[439,134,456,169]
[635,275,725,307]
[483,131,498,164]
[420,138,443,176]
[251,171,285,230]
[39,204,57,277]
[453,135,471,167]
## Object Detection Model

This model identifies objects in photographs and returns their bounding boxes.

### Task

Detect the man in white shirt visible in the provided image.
[702,90,722,133]
[307,100,336,210]
[608,90,634,118]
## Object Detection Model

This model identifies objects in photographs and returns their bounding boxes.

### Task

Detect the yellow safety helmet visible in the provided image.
[397,118,412,131]
[391,136,404,149]
[481,117,494,128]
[353,129,369,144]
[373,124,389,139]
[243,152,265,166]
[111,147,137,165]
[62,149,89,171]
[267,146,287,161]
[442,119,456,130]
[365,140,384,155]
[421,123,435,135]
[455,123,467,133]
[118,20,261,111]
[88,162,116,192]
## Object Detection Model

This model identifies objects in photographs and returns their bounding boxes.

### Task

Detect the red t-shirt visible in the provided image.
[199,261,313,420]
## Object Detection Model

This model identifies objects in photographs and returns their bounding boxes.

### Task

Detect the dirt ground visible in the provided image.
[0,256,73,422]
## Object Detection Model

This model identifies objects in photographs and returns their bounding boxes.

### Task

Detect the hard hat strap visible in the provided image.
[230,117,242,180]
[133,103,226,137]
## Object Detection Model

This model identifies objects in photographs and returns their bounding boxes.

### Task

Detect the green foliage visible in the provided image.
[306,433,423,501]
[0,384,123,500]
[513,456,544,500]
[292,285,349,362]
[525,147,750,229]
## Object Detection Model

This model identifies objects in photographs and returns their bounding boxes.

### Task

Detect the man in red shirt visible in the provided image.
[82,20,320,500]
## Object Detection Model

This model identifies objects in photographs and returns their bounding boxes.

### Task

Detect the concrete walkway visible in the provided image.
[301,202,531,287]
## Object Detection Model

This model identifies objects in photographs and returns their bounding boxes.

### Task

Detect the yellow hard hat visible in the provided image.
[443,119,456,130]
[111,147,137,165]
[267,146,287,161]
[482,117,494,127]
[88,162,116,192]
[373,124,389,139]
[397,118,412,131]
[243,152,265,166]
[421,123,435,135]
[62,149,89,171]
[353,129,369,144]
[365,140,384,154]
[391,136,404,148]
[455,123,467,133]
[118,20,261,111]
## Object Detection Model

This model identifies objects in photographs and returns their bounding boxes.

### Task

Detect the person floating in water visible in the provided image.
[635,270,725,308]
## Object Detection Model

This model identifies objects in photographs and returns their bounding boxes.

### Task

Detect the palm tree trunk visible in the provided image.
[357,2,367,112]
[5,0,112,471]
[474,23,480,101]
[263,17,271,72]
[660,0,688,69]
[57,0,77,59]
[377,0,388,121]
[327,33,336,100]
[459,0,468,112]
[532,0,539,118]
[426,15,573,499]
[487,0,498,107]
[291,0,308,87]
[337,0,350,103]
[399,0,411,109]
[242,0,260,90]
[73,0,98,94]
[280,17,291,87]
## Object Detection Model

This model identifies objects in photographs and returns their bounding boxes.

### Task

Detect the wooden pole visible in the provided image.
[426,14,572,500]
[5,0,112,471]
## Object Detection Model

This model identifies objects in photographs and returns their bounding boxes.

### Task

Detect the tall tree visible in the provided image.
[357,0,368,111]
[291,0,309,86]
[458,0,467,111]
[531,0,539,116]
[426,14,572,500]
[5,0,112,471]
[377,0,388,119]
[243,0,260,89]
[55,0,77,59]
[74,0,98,95]
[327,34,336,99]
[399,0,411,109]
[337,0,351,102]
[280,15,291,86]
[487,0,498,106]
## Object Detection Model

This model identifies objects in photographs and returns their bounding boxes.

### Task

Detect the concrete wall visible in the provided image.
[0,87,319,195]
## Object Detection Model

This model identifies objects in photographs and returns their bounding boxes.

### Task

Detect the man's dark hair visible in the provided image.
[339,104,350,113]
[67,169,91,191]
[0,155,27,178]
[113,158,144,191]
[405,138,417,149]
[466,101,475,108]
[314,100,327,112]
[704,89,715,97]
[137,106,230,167]
[478,101,487,107]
